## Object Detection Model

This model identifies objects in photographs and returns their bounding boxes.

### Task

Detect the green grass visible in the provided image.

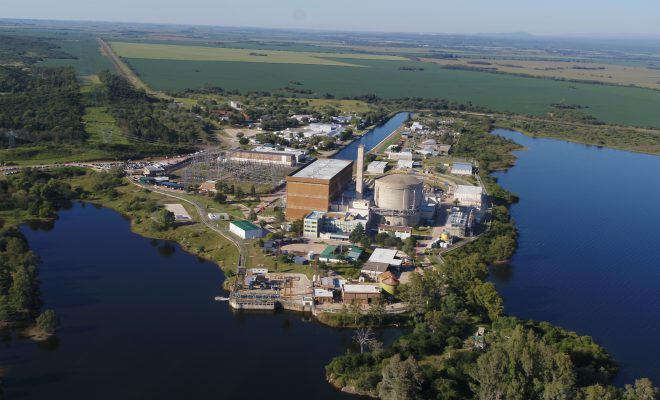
[82,106,128,145]
[38,32,113,76]
[124,57,660,128]
[0,145,117,165]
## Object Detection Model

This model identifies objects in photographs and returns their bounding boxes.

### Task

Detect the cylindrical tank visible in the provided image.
[380,277,400,295]
[374,174,423,210]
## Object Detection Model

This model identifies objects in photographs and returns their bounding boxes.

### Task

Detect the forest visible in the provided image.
[0,66,86,146]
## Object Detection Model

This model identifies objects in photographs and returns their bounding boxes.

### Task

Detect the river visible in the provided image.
[332,112,410,160]
[0,203,401,399]
[490,129,660,385]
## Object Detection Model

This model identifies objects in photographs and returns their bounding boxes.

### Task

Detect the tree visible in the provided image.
[152,209,175,231]
[213,192,227,204]
[250,185,257,197]
[623,379,659,400]
[235,187,244,200]
[488,235,516,263]
[259,219,267,229]
[239,137,249,145]
[402,236,417,257]
[290,219,304,237]
[349,223,366,244]
[248,209,257,221]
[353,327,375,353]
[36,309,59,335]
[470,282,504,321]
[378,355,424,400]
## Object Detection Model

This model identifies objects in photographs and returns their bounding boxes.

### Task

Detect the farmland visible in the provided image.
[110,41,406,66]
[423,57,660,90]
[123,57,660,128]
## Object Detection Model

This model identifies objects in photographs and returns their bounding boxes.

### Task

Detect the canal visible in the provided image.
[332,112,410,160]
[490,129,660,385]
[0,204,400,399]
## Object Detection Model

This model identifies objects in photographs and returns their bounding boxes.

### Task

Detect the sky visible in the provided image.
[1,0,659,37]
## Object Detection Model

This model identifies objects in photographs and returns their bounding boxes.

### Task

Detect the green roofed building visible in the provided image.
[229,220,263,239]
[319,245,341,263]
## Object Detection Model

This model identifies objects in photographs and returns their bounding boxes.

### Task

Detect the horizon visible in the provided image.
[2,0,660,38]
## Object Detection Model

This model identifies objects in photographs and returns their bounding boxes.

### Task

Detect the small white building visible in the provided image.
[367,161,388,174]
[387,151,414,161]
[397,160,415,169]
[229,220,263,239]
[451,162,473,176]
[378,225,412,240]
[454,185,484,208]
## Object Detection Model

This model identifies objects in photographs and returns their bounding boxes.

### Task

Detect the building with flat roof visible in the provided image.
[446,206,473,237]
[454,185,484,208]
[226,150,296,166]
[286,159,353,220]
[342,284,381,305]
[367,161,388,174]
[229,220,263,239]
[378,225,412,240]
[451,162,473,176]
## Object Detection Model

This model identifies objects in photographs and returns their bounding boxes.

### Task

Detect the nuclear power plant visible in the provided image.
[286,141,438,239]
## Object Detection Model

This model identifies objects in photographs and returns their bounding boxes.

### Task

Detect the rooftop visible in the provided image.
[313,288,334,298]
[292,158,352,180]
[368,248,403,266]
[320,245,338,259]
[367,161,388,170]
[230,220,260,231]
[452,162,473,172]
[164,204,191,221]
[343,284,381,294]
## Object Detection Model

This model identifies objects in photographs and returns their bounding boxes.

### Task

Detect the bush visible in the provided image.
[36,309,59,335]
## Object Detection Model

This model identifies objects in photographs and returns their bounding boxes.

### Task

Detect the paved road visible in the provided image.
[129,179,248,268]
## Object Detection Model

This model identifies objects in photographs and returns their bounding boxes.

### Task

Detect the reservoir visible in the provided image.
[0,204,401,399]
[332,112,410,160]
[491,129,660,385]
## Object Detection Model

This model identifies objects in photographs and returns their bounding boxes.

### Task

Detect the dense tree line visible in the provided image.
[0,34,75,65]
[0,168,83,218]
[0,66,86,145]
[97,71,213,145]
[0,227,41,322]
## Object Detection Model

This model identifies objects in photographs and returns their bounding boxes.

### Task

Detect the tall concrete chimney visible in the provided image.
[356,144,365,199]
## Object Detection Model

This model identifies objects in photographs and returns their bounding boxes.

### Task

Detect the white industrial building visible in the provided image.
[454,185,485,208]
[451,162,473,176]
[302,123,345,138]
[367,161,388,174]
[387,151,414,161]
[229,220,263,239]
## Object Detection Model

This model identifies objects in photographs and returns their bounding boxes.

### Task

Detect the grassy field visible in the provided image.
[39,31,113,76]
[82,106,128,145]
[123,57,660,128]
[423,57,660,90]
[110,41,406,67]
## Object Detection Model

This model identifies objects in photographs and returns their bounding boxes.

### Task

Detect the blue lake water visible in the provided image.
[0,203,401,399]
[332,112,410,160]
[491,129,660,385]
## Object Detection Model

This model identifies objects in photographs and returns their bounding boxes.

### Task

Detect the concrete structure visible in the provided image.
[356,144,365,200]
[397,160,415,169]
[367,161,388,174]
[313,288,334,304]
[208,212,230,221]
[387,151,414,161]
[143,166,165,176]
[252,146,307,163]
[286,159,353,220]
[342,284,381,305]
[451,162,473,176]
[378,225,412,240]
[361,248,404,280]
[454,185,485,208]
[164,204,192,222]
[229,220,263,239]
[226,150,296,167]
[302,123,345,138]
[446,206,473,237]
[374,174,424,226]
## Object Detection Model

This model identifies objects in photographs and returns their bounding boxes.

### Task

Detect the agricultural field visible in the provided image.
[110,41,407,67]
[123,56,660,128]
[423,57,660,90]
